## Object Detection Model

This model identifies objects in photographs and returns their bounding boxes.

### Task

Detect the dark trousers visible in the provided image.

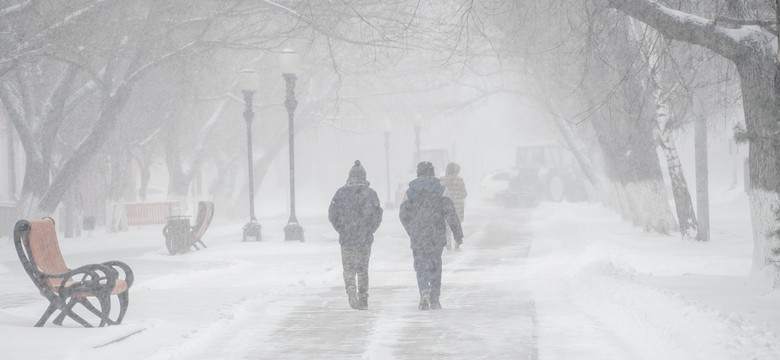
[412,248,444,300]
[341,245,372,299]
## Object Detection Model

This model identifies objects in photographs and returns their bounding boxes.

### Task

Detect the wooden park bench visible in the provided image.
[162,201,214,255]
[13,217,134,327]
[124,201,178,226]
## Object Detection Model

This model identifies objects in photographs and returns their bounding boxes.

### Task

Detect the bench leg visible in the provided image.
[52,297,111,327]
[112,291,130,325]
[190,236,207,250]
[97,295,111,327]
[53,299,95,327]
[76,296,111,327]
[35,302,58,327]
[53,298,79,325]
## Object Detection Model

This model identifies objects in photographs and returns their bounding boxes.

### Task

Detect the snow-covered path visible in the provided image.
[2,196,780,359]
[152,207,538,359]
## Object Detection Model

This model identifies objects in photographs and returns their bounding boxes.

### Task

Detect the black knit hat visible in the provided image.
[348,160,366,181]
[416,161,435,177]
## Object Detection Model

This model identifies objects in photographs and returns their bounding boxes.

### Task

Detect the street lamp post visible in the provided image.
[383,120,393,209]
[280,48,304,242]
[3,121,17,200]
[240,69,262,242]
[413,114,422,166]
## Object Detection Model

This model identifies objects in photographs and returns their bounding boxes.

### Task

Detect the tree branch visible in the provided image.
[607,0,749,60]
[714,15,777,33]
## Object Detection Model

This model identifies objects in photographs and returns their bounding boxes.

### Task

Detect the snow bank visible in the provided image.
[527,199,780,359]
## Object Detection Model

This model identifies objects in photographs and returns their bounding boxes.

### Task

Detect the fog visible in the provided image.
[0,1,750,225]
[248,93,549,217]
[1,2,779,359]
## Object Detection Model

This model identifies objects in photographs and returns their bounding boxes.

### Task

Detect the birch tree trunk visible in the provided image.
[608,0,780,279]
[633,21,699,240]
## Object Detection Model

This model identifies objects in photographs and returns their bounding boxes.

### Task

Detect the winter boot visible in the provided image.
[346,285,358,309]
[418,289,431,310]
[430,298,442,310]
[357,295,368,310]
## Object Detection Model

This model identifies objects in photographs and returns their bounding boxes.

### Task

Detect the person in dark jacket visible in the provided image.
[328,160,383,310]
[399,161,464,310]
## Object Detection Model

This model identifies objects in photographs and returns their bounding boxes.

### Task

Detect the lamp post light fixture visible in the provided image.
[240,69,262,242]
[413,114,422,166]
[383,119,393,209]
[280,48,304,242]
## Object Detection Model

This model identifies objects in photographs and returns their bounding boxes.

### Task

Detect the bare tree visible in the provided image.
[630,21,699,240]
[606,0,780,281]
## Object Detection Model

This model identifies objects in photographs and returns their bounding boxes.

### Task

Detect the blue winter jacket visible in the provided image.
[399,176,463,251]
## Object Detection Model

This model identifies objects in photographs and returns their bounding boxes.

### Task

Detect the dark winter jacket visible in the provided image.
[399,176,464,251]
[328,180,383,247]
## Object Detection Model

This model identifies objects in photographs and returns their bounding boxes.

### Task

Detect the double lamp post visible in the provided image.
[239,48,304,242]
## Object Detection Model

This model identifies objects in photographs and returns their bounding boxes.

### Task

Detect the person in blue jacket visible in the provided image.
[399,161,464,310]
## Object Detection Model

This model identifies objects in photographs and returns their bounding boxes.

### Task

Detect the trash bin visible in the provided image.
[83,216,96,237]
[163,216,191,255]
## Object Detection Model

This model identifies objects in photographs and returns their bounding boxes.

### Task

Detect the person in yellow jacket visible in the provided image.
[439,162,467,250]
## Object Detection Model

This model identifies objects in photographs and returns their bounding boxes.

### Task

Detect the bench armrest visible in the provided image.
[102,260,134,288]
[44,263,117,297]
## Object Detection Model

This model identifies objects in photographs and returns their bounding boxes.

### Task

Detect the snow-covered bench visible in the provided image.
[13,217,134,327]
[124,201,178,225]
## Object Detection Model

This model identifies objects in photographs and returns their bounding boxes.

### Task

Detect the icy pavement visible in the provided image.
[196,208,537,359]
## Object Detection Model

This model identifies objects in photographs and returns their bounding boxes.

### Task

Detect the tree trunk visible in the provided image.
[649,63,698,239]
[135,148,153,201]
[550,111,602,188]
[38,87,132,213]
[165,97,229,205]
[655,103,698,239]
[633,20,698,239]
[103,144,135,233]
[608,0,780,279]
[5,113,17,200]
[165,113,189,198]
[739,57,780,277]
[693,94,710,242]
[579,13,677,233]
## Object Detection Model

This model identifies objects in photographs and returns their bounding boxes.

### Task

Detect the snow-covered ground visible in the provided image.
[527,189,780,359]
[1,188,779,359]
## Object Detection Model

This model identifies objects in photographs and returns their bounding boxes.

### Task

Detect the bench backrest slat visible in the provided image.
[193,201,214,238]
[125,202,175,225]
[25,219,69,288]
